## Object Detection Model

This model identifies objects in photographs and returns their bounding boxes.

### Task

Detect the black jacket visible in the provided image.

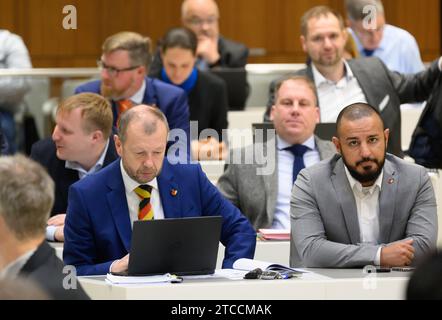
[30,137,119,216]
[19,241,90,300]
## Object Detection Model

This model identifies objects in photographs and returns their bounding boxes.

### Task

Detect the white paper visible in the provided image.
[105,273,178,284]
[233,258,309,273]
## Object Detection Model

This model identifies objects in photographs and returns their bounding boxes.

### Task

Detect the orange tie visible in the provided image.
[116,99,134,125]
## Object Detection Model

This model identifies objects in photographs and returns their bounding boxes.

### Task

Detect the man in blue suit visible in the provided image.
[64,105,256,276]
[75,31,190,161]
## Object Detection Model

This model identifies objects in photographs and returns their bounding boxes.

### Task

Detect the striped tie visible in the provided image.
[134,185,154,220]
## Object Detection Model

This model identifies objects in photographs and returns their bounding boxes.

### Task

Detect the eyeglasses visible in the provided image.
[186,16,218,27]
[97,60,140,77]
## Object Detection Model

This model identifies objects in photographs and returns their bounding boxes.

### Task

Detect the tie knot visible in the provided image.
[117,99,134,114]
[284,144,310,157]
[134,184,152,199]
[363,48,375,57]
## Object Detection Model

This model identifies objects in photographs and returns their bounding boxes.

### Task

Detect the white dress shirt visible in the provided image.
[128,79,146,105]
[312,60,367,122]
[345,167,384,265]
[46,140,110,241]
[120,160,164,227]
[272,135,320,229]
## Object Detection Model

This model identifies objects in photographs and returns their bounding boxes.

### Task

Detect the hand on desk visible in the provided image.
[380,239,415,267]
[47,213,66,242]
[111,254,129,273]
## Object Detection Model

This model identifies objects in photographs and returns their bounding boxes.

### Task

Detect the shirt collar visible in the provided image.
[344,165,384,195]
[119,159,158,194]
[65,139,110,176]
[128,79,146,105]
[276,134,316,151]
[311,59,354,87]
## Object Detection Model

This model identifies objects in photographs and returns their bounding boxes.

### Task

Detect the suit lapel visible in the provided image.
[106,161,132,252]
[331,157,361,244]
[157,161,181,219]
[378,159,398,243]
[348,59,384,110]
[143,77,158,106]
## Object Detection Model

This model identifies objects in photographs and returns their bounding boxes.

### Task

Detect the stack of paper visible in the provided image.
[258,228,290,240]
[105,273,182,285]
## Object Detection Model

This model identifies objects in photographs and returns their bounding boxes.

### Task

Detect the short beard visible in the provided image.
[342,153,385,184]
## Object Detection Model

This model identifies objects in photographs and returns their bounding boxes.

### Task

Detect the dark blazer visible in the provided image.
[0,126,8,155]
[151,69,228,141]
[265,58,441,157]
[149,35,249,76]
[408,72,442,168]
[64,159,256,276]
[19,241,90,300]
[30,137,119,216]
[75,76,190,161]
[75,76,190,133]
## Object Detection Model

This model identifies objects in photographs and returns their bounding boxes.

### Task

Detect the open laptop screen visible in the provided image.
[128,216,222,276]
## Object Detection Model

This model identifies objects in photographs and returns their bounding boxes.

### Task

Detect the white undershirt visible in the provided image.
[344,167,383,265]
[120,160,164,228]
[312,60,367,122]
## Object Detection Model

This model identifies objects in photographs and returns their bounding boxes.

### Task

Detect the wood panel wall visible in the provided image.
[0,0,439,67]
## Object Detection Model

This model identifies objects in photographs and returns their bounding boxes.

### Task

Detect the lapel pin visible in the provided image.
[388,178,395,184]
[170,189,178,197]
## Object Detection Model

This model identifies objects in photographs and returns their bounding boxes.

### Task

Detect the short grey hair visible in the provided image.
[345,0,384,21]
[0,155,54,240]
[118,105,170,143]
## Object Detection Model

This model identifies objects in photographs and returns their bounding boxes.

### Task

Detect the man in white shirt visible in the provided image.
[0,29,32,153]
[265,5,441,157]
[30,93,118,242]
[290,102,437,268]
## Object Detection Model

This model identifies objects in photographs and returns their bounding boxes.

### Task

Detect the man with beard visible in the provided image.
[265,5,442,158]
[63,105,256,276]
[290,103,437,268]
[76,32,190,161]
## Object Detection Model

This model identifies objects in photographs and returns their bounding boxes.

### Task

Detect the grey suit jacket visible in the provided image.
[291,153,438,268]
[264,58,441,157]
[217,135,336,230]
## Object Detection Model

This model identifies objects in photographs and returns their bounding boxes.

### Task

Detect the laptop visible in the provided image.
[252,122,336,142]
[211,68,248,111]
[127,216,222,276]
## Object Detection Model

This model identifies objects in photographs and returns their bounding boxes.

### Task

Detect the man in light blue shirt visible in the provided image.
[218,75,336,230]
[346,0,424,74]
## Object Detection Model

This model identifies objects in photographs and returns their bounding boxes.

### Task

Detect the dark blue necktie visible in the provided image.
[284,144,310,184]
[363,48,375,57]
